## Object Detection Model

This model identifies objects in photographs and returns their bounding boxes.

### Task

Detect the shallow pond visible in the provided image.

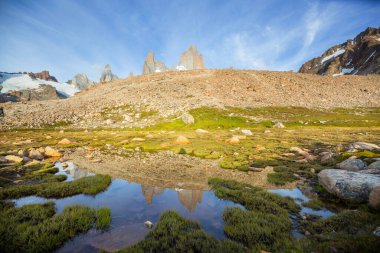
[14,162,335,252]
[15,162,245,252]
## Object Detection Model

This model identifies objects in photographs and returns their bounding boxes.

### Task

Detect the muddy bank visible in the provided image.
[64,147,297,190]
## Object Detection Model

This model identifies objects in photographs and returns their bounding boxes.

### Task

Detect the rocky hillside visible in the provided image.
[299,27,380,76]
[0,69,379,129]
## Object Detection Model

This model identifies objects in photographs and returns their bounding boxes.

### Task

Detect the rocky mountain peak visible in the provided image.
[178,45,205,70]
[299,27,380,76]
[28,70,58,82]
[69,74,94,90]
[100,64,119,82]
[142,52,167,75]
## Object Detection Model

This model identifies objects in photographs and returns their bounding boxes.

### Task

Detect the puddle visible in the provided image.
[54,161,95,181]
[269,188,335,237]
[14,162,245,252]
[269,188,334,219]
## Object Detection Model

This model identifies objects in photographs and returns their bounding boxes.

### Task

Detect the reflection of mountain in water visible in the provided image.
[140,185,203,212]
[66,164,93,180]
[141,185,164,205]
[178,189,203,212]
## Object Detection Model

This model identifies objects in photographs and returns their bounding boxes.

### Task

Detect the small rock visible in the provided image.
[105,119,115,125]
[58,138,73,145]
[59,130,64,134]
[368,161,380,170]
[310,168,315,174]
[336,158,367,171]
[62,162,68,168]
[264,129,271,134]
[174,136,190,145]
[18,149,28,157]
[146,134,154,138]
[272,122,285,128]
[373,227,380,237]
[304,230,311,236]
[13,180,23,184]
[44,146,63,157]
[226,136,240,144]
[92,159,102,163]
[241,129,253,135]
[5,155,23,163]
[249,167,263,172]
[132,138,146,142]
[254,145,265,151]
[369,186,380,210]
[349,142,380,151]
[144,221,154,229]
[195,129,209,134]
[29,148,45,160]
[181,113,195,124]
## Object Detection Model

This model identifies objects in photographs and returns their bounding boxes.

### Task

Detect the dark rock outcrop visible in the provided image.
[177,45,205,70]
[299,27,380,75]
[28,70,58,82]
[69,74,94,90]
[142,52,168,75]
[1,84,60,102]
[100,64,119,82]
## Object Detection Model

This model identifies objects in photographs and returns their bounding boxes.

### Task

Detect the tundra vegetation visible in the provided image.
[0,106,379,252]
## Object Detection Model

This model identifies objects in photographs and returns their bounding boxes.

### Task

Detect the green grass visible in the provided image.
[0,174,111,200]
[208,178,301,252]
[119,211,244,253]
[300,210,380,253]
[0,202,111,253]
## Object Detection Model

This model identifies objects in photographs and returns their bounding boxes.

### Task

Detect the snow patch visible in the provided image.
[321,49,345,64]
[332,68,354,77]
[176,65,187,71]
[0,73,79,97]
[364,50,376,64]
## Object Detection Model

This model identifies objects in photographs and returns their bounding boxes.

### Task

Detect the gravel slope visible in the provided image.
[1,69,379,129]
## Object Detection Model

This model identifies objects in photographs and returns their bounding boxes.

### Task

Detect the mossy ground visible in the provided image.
[0,202,111,253]
[2,106,379,185]
[119,211,245,253]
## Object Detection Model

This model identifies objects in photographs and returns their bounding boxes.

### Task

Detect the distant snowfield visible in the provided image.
[0,73,79,97]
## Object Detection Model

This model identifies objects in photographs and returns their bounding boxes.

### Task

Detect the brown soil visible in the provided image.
[64,147,296,190]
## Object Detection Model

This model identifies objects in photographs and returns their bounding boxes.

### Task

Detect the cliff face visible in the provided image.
[299,27,380,76]
[100,64,119,82]
[142,52,167,75]
[28,70,58,82]
[178,45,205,70]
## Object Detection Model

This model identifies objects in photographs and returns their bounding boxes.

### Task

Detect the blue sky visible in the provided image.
[0,0,379,82]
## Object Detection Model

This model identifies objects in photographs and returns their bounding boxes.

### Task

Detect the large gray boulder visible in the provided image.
[70,74,94,90]
[100,64,119,82]
[318,169,380,202]
[336,158,367,171]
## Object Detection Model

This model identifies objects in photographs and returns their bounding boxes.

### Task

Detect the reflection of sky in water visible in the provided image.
[15,172,244,252]
[269,188,334,218]
[54,161,95,182]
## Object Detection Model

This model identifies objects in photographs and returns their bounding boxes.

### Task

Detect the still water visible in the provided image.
[14,162,245,252]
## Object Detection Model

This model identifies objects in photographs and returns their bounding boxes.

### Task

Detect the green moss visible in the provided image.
[0,174,111,200]
[208,178,301,252]
[119,211,244,253]
[0,202,111,253]
[337,150,380,162]
[301,210,380,253]
[267,172,298,185]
